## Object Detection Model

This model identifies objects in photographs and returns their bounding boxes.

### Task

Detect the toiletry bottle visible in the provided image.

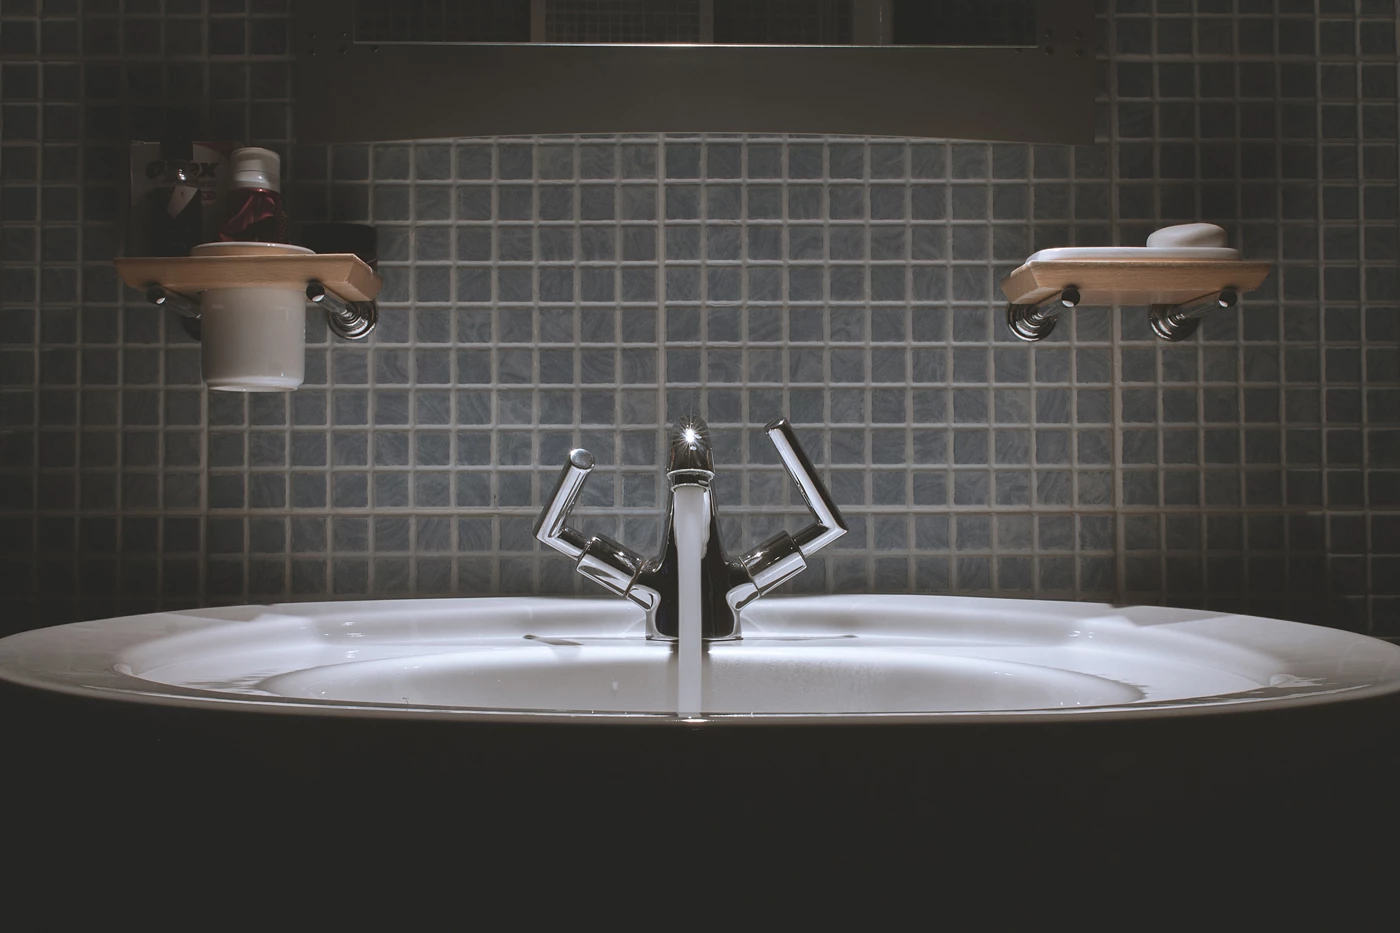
[146,115,203,257]
[218,147,289,243]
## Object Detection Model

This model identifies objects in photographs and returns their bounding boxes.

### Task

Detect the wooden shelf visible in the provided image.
[114,253,383,302]
[1001,259,1271,308]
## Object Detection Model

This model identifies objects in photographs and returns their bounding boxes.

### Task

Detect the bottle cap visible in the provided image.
[231,147,281,192]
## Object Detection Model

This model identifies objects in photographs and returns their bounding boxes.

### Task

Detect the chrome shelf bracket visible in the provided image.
[1007,285,1241,343]
[142,279,378,341]
[1149,288,1238,342]
[1006,287,1081,342]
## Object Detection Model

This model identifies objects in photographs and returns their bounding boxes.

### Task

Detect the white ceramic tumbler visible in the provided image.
[193,242,311,391]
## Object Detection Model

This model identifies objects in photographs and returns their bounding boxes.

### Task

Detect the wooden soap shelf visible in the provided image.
[1000,259,1272,342]
[114,253,383,302]
[113,252,383,340]
[1001,259,1270,308]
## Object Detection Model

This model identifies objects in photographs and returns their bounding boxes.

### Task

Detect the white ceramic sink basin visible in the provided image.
[3,594,1398,723]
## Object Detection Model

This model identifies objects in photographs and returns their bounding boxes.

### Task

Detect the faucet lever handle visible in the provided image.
[736,420,848,603]
[534,449,596,561]
[535,449,653,608]
[766,419,847,556]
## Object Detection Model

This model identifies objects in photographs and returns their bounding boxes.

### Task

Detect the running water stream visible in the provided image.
[671,484,708,718]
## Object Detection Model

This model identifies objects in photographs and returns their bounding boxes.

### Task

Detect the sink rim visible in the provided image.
[2,594,1399,725]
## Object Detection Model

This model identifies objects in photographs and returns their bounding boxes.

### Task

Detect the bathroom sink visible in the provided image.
[6,592,1400,905]
[3,594,1397,721]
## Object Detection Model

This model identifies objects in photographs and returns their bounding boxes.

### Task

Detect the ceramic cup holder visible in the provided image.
[134,241,379,392]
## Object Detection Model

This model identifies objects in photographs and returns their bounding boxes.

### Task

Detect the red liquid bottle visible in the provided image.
[218,147,288,242]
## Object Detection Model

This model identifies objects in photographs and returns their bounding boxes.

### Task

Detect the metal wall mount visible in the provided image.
[306,280,378,340]
[143,280,378,341]
[1006,287,1081,342]
[146,285,202,341]
[1149,289,1238,342]
[1007,286,1241,343]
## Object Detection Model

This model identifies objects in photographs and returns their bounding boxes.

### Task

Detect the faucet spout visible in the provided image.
[667,415,715,488]
[534,417,846,640]
[649,416,739,638]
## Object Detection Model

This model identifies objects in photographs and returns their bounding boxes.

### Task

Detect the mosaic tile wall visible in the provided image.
[1,1,1398,637]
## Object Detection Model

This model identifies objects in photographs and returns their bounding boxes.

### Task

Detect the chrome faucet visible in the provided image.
[533,417,846,639]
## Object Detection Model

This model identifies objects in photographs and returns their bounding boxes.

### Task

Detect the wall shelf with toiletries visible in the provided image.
[1001,224,1272,343]
[126,125,387,391]
[113,248,382,392]
[113,252,382,304]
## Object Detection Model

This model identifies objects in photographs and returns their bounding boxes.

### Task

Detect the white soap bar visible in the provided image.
[1146,223,1229,249]
[1025,246,1240,262]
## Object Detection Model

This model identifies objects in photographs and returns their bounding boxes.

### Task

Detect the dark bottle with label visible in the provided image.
[146,119,202,257]
[218,147,289,243]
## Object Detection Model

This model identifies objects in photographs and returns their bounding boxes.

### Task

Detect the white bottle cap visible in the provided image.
[231,147,281,193]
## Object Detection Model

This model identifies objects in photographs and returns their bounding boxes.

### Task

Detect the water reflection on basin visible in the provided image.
[4,594,1397,721]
